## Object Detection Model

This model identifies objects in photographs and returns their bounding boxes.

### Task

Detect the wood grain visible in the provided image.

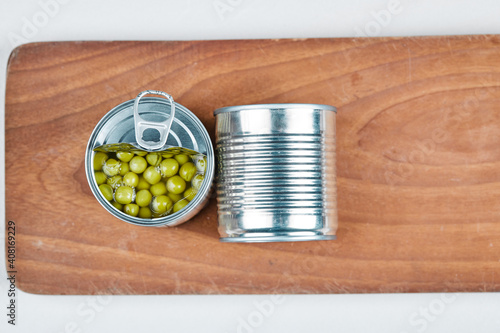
[5,36,500,295]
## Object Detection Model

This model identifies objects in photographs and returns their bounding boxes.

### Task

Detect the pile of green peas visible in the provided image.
[93,149,207,218]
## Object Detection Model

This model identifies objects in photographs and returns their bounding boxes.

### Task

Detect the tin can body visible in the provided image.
[214,104,337,242]
[85,97,214,226]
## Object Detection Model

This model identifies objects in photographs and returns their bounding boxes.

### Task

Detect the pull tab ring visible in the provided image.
[133,90,175,150]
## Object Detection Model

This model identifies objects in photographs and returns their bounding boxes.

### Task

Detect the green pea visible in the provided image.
[116,151,134,162]
[94,171,107,185]
[102,158,121,176]
[184,187,197,201]
[111,200,123,211]
[99,184,113,201]
[191,174,205,191]
[143,166,162,185]
[195,156,207,173]
[115,186,134,204]
[135,190,152,207]
[93,152,108,171]
[167,175,186,194]
[119,162,130,176]
[173,199,189,213]
[159,158,179,178]
[124,203,139,216]
[150,182,167,196]
[138,207,153,218]
[167,192,183,203]
[129,156,147,173]
[174,154,190,165]
[151,195,173,214]
[94,149,206,219]
[136,175,150,190]
[179,162,197,182]
[106,175,122,189]
[146,153,162,166]
[132,150,147,156]
[123,172,139,187]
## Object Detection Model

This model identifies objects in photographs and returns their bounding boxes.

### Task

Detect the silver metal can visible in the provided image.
[214,104,337,242]
[85,91,214,227]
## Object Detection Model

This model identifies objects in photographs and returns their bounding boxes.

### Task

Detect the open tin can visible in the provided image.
[214,104,337,242]
[85,90,214,227]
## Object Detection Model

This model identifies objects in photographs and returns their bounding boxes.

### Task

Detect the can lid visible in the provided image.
[213,103,337,115]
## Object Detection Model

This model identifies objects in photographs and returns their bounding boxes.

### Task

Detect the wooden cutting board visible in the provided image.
[5,36,500,295]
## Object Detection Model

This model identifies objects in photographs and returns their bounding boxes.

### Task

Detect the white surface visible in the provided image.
[1,0,500,332]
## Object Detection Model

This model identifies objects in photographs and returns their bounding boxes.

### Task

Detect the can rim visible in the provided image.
[220,235,336,243]
[213,103,337,115]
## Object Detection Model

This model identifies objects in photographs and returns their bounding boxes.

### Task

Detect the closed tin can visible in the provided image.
[85,91,214,227]
[214,104,337,242]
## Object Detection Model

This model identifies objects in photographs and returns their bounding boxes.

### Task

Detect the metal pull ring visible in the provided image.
[133,90,175,150]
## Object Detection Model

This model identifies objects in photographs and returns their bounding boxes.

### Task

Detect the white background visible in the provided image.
[1,0,500,332]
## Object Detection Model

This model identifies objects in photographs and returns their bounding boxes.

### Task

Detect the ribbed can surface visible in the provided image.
[214,104,337,242]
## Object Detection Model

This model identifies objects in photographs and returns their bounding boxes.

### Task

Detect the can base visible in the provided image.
[220,234,336,243]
